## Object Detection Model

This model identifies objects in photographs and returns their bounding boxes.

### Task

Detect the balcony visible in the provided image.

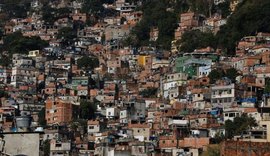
[168,119,188,126]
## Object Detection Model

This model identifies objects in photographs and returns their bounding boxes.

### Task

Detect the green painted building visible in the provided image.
[175,56,212,77]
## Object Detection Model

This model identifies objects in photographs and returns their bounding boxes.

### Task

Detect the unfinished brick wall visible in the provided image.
[221,141,270,156]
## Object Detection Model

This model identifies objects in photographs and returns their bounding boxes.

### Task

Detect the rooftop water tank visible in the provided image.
[15,116,31,132]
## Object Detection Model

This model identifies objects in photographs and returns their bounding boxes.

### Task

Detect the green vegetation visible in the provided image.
[0,90,8,98]
[81,0,117,26]
[1,0,31,19]
[3,31,48,54]
[130,0,269,55]
[225,114,257,139]
[43,139,50,156]
[139,87,158,98]
[208,69,225,84]
[177,30,216,52]
[0,29,3,39]
[225,68,239,82]
[57,27,77,46]
[70,119,88,133]
[264,77,270,93]
[201,144,221,156]
[77,56,99,70]
[216,0,270,55]
[128,0,230,50]
[214,0,231,18]
[41,6,71,25]
[0,55,11,67]
[208,68,239,84]
[0,31,48,66]
[188,0,213,17]
[38,108,46,127]
[129,0,178,50]
[79,100,98,119]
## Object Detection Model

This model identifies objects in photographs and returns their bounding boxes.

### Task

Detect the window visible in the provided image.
[55,143,61,147]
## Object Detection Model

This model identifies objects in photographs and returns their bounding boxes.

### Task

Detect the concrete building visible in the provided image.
[45,98,73,125]
[50,139,71,156]
[211,83,235,108]
[0,132,41,156]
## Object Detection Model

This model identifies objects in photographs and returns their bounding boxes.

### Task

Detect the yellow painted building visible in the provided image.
[137,55,151,66]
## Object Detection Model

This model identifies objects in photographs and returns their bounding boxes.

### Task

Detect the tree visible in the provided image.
[82,0,104,15]
[173,0,190,14]
[0,90,8,98]
[189,0,214,17]
[80,100,97,119]
[41,6,57,25]
[120,17,127,25]
[139,87,158,98]
[77,56,99,70]
[41,6,71,25]
[217,0,270,55]
[1,1,30,19]
[0,29,3,38]
[43,139,50,156]
[264,77,270,93]
[101,34,106,44]
[225,68,239,82]
[208,69,224,84]
[37,81,45,93]
[211,131,225,144]
[202,144,220,156]
[3,31,48,54]
[57,27,77,46]
[214,0,231,18]
[81,0,117,19]
[177,30,217,52]
[38,108,46,126]
[129,0,178,50]
[225,114,257,139]
[0,55,11,67]
[71,119,88,134]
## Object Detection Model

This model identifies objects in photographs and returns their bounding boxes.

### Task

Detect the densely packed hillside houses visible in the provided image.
[0,0,270,155]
